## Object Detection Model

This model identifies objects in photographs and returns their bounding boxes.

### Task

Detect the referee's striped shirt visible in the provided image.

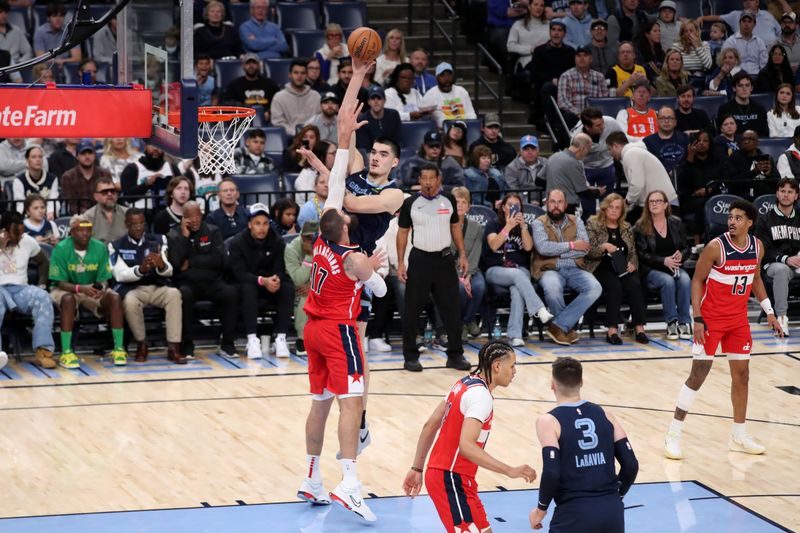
[398,191,458,252]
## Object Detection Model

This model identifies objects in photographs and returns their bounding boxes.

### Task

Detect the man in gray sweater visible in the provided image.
[544,134,603,215]
[504,135,548,192]
[270,59,322,136]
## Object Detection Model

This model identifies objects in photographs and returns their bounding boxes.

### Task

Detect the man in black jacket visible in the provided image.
[168,201,239,358]
[355,86,402,152]
[754,178,800,336]
[725,130,779,199]
[467,113,518,169]
[528,21,576,127]
[227,202,295,359]
[716,72,769,138]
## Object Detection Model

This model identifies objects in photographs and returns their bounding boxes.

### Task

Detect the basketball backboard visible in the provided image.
[116,0,197,158]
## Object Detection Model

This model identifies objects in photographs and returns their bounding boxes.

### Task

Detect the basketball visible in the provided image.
[347,27,382,63]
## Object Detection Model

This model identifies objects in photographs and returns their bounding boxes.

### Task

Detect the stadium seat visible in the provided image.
[399,119,437,149]
[323,1,367,32]
[277,3,320,31]
[229,2,251,28]
[759,138,791,161]
[466,204,498,228]
[521,203,544,226]
[230,174,280,206]
[711,0,740,15]
[704,193,742,239]
[750,93,773,112]
[262,126,288,152]
[283,172,300,191]
[264,58,294,87]
[692,95,725,128]
[444,118,483,146]
[215,59,245,91]
[290,29,326,59]
[53,216,72,239]
[649,96,677,111]
[585,97,628,118]
[674,0,702,19]
[753,194,776,217]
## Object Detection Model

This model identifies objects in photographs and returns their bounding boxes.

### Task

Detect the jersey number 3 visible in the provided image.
[575,418,598,451]
[731,275,748,295]
[310,263,329,294]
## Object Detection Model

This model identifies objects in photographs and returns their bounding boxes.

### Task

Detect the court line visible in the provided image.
[691,480,794,533]
[0,350,794,390]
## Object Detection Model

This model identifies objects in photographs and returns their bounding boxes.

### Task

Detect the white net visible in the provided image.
[196,107,255,175]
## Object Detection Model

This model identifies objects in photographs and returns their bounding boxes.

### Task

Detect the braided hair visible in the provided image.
[473,341,514,385]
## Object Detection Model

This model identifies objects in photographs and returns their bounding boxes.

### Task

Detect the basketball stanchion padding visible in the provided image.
[196,106,256,175]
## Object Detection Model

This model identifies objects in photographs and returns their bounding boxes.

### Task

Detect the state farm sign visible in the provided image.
[0,84,152,138]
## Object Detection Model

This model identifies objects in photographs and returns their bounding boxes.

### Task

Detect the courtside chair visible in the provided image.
[753,194,776,217]
[466,204,498,228]
[704,193,742,239]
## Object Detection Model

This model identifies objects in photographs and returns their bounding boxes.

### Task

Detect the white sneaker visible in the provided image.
[330,482,376,522]
[511,338,525,347]
[536,307,554,325]
[274,335,290,358]
[0,350,7,371]
[297,479,331,505]
[246,337,263,359]
[664,430,683,460]
[368,338,392,352]
[677,323,692,340]
[666,321,679,340]
[336,424,371,460]
[729,434,766,455]
[777,315,789,336]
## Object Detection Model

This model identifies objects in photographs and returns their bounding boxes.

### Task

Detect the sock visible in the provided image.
[340,458,358,488]
[669,419,684,435]
[732,422,746,439]
[112,328,124,351]
[361,410,367,430]
[247,333,258,343]
[61,331,72,353]
[276,333,286,341]
[306,454,322,483]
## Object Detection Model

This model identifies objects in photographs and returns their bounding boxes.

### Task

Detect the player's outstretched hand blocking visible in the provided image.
[402,469,423,498]
[508,464,537,483]
[369,248,388,273]
[337,92,368,144]
[767,314,785,337]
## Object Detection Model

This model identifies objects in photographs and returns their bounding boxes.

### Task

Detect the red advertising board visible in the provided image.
[0,85,153,138]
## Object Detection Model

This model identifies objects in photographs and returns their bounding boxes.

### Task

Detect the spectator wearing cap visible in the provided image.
[606,0,651,48]
[655,0,680,49]
[84,176,128,245]
[486,0,528,64]
[227,202,295,359]
[778,12,800,69]
[222,53,280,117]
[607,42,649,97]
[194,0,241,59]
[571,107,621,210]
[284,221,318,357]
[234,129,276,175]
[505,135,548,191]
[506,0,550,70]
[33,1,81,73]
[543,133,599,215]
[419,62,477,128]
[468,114,518,169]
[700,0,779,48]
[721,11,768,75]
[399,130,465,190]
[270,59,322,137]
[464,144,508,207]
[60,140,112,215]
[562,0,592,49]
[587,19,617,74]
[239,0,289,60]
[207,178,249,240]
[315,23,349,85]
[528,21,576,122]
[385,63,430,121]
[716,71,769,137]
[355,86,403,153]
[616,79,659,141]
[443,120,468,166]
[409,47,437,95]
[557,45,608,128]
[0,0,32,82]
[168,201,239,359]
[306,91,340,144]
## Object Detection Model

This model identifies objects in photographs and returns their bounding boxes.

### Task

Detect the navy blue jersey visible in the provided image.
[550,400,619,504]
[345,170,399,255]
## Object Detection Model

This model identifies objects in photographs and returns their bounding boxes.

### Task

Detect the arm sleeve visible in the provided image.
[614,438,639,497]
[459,386,493,422]
[324,149,351,211]
[537,446,561,511]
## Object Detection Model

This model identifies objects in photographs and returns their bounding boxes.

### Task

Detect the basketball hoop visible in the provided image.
[196,106,256,175]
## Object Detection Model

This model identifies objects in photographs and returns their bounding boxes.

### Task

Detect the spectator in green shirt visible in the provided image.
[49,214,127,368]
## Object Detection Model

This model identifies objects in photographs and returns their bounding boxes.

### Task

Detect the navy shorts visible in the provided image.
[550,494,624,533]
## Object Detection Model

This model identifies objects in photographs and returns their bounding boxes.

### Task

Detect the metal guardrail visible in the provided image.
[474,44,504,123]
[427,0,458,71]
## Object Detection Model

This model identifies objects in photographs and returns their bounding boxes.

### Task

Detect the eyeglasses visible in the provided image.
[658,116,676,121]
[97,188,117,195]
[648,199,665,205]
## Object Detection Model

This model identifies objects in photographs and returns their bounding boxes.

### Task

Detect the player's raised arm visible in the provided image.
[752,237,784,337]
[402,400,447,497]
[530,414,560,530]
[324,95,368,213]
[343,251,387,297]
[603,408,639,497]
[691,239,720,345]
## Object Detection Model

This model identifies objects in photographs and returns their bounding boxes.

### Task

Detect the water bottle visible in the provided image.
[423,318,433,345]
[492,317,502,340]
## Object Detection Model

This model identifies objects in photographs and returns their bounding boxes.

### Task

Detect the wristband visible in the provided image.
[410,466,423,473]
[500,228,509,238]
[759,298,774,315]
[693,316,705,324]
[257,276,263,287]
[74,284,80,294]
[569,241,575,250]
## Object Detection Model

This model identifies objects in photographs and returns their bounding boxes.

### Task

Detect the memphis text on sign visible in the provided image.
[0,105,77,127]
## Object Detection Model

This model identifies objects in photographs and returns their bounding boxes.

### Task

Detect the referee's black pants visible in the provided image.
[403,248,463,363]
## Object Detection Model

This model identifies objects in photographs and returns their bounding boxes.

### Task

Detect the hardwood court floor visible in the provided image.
[0,325,798,531]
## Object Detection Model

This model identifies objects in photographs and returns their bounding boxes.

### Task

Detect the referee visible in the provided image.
[397,164,472,372]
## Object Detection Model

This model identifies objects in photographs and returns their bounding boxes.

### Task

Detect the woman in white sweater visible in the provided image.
[374,28,408,86]
[671,20,712,78]
[506,0,549,70]
[767,83,800,138]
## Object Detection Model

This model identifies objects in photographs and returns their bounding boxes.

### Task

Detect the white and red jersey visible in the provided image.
[428,375,494,477]
[303,236,364,322]
[700,232,760,325]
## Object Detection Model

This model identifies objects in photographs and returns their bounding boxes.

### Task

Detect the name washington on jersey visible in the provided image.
[313,244,342,275]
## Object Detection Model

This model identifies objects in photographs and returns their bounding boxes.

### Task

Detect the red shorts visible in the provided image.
[692,320,752,360]
[425,467,490,533]
[305,319,365,397]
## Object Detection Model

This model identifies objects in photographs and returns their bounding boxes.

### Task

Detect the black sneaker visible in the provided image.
[220,341,239,359]
[403,359,423,372]
[446,356,471,371]
[432,334,448,350]
[181,340,195,359]
[295,339,307,356]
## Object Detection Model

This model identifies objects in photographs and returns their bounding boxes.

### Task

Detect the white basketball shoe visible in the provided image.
[297,479,331,505]
[330,482,376,522]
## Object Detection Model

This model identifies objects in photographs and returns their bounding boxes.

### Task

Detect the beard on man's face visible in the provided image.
[547,208,565,221]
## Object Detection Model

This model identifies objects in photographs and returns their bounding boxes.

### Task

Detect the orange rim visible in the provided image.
[198,105,256,122]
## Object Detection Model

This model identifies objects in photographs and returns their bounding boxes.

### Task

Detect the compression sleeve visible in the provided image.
[537,446,561,511]
[614,438,639,497]
[363,271,387,297]
[324,148,350,211]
